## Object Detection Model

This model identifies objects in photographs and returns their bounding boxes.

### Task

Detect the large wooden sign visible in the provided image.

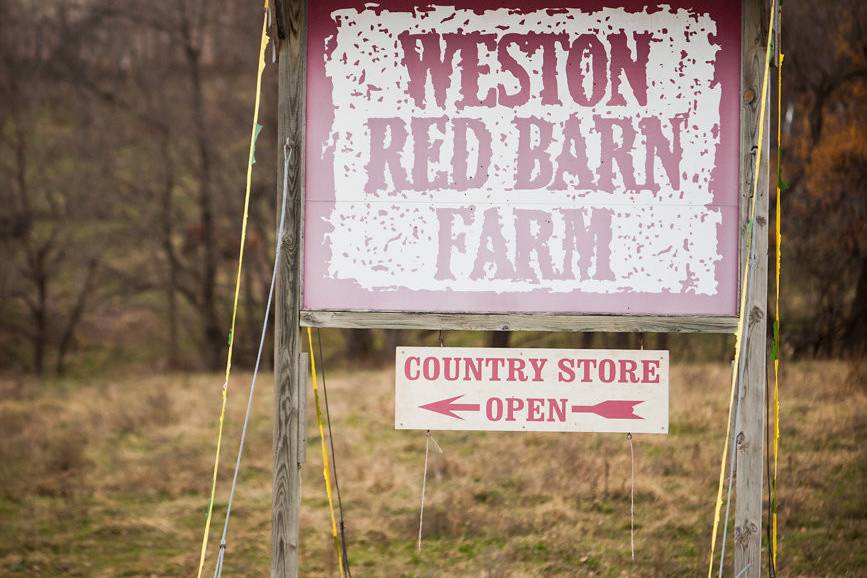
[395,347,668,433]
[304,1,740,318]
[276,1,772,576]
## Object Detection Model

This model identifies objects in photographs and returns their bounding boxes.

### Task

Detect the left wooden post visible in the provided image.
[272,1,305,577]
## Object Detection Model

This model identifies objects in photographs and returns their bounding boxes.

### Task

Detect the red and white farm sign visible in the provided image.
[305,1,739,315]
[395,347,668,433]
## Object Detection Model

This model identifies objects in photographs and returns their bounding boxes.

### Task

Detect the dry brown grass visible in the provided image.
[0,360,864,577]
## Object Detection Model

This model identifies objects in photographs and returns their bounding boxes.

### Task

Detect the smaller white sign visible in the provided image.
[395,347,668,434]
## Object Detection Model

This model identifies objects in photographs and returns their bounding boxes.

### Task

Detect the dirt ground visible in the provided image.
[0,360,864,577]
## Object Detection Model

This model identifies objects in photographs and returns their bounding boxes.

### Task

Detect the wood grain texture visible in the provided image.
[734,1,770,576]
[272,1,305,577]
[301,310,738,334]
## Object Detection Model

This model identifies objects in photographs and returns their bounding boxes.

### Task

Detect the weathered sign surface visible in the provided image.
[305,1,740,315]
[395,347,668,433]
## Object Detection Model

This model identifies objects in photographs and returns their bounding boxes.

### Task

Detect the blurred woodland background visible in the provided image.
[1,0,865,376]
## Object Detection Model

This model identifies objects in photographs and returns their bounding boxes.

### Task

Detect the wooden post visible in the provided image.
[735,1,770,576]
[272,1,305,577]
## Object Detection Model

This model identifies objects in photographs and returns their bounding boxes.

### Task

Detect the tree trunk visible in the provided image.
[185,27,222,370]
[488,331,510,348]
[56,259,99,375]
[10,107,46,375]
[656,333,669,350]
[158,134,181,369]
[383,329,399,362]
[344,328,374,363]
[845,254,867,355]
[32,268,47,376]
[243,253,261,366]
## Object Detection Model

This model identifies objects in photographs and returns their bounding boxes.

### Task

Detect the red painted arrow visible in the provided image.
[571,400,644,419]
[419,394,481,420]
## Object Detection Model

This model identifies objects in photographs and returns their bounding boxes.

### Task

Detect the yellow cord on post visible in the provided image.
[706,1,777,576]
[307,327,347,578]
[195,4,270,577]
[772,19,785,570]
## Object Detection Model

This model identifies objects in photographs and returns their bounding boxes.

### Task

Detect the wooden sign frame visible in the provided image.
[296,0,744,335]
[270,0,771,576]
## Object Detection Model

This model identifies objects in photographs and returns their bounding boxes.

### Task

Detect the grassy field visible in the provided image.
[0,360,864,577]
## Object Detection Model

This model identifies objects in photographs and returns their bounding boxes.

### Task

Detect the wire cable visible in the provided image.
[316,329,352,577]
[627,433,635,561]
[417,431,432,552]
[211,140,290,578]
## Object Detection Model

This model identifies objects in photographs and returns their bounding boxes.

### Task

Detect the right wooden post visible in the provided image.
[735,0,770,576]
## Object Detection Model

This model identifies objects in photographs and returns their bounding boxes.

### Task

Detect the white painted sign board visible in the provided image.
[305,1,740,317]
[395,347,668,433]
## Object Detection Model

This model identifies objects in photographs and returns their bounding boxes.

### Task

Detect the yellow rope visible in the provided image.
[772,12,784,569]
[307,327,347,578]
[196,4,270,577]
[706,2,776,576]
